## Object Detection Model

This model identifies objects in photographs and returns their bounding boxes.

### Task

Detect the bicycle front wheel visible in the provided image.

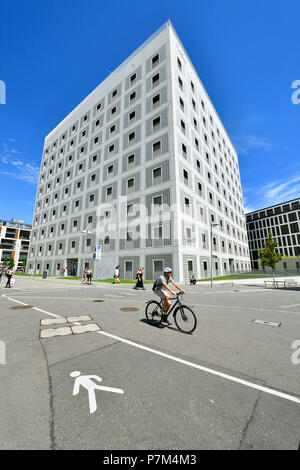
[145,301,162,326]
[174,306,197,333]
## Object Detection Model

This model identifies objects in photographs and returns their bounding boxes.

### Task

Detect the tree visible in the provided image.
[2,256,14,268]
[259,231,282,283]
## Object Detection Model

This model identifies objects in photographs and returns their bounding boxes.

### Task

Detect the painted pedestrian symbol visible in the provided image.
[70,371,124,414]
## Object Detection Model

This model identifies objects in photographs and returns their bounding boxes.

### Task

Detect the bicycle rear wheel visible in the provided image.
[145,301,162,326]
[174,306,197,333]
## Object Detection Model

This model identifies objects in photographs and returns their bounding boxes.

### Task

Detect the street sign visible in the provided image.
[96,245,102,252]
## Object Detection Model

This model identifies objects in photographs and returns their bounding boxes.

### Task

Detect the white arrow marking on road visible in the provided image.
[70,371,124,414]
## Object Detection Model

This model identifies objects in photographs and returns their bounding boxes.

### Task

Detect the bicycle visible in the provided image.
[145,292,197,334]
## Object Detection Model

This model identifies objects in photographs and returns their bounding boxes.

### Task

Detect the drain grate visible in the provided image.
[93,300,105,303]
[120,307,140,312]
[10,305,32,310]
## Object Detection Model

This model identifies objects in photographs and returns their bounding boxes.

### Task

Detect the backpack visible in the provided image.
[152,280,159,291]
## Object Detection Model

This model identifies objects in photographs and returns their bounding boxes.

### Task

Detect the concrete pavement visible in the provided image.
[0,276,299,449]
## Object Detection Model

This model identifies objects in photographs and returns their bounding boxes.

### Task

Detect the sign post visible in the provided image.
[94,245,102,280]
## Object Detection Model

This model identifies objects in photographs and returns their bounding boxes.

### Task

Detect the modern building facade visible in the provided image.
[246,198,300,270]
[28,21,250,281]
[0,218,31,269]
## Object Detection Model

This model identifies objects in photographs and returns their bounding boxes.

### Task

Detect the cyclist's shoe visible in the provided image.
[161,314,171,325]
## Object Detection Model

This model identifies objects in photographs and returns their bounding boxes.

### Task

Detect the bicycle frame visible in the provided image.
[158,292,184,318]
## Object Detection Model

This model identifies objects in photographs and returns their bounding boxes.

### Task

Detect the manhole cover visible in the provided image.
[10,305,32,310]
[120,307,140,312]
[93,300,105,303]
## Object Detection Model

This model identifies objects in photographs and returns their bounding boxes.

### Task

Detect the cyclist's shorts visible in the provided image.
[154,288,169,300]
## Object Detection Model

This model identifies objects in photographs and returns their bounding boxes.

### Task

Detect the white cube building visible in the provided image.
[28,20,250,281]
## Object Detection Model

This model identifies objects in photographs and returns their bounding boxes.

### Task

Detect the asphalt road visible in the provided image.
[0,276,299,450]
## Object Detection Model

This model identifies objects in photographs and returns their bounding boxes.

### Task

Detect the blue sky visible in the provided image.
[1,0,300,223]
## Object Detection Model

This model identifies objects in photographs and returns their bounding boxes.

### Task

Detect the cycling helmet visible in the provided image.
[163,267,172,273]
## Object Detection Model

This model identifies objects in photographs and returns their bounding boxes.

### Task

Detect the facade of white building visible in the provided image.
[28,21,250,281]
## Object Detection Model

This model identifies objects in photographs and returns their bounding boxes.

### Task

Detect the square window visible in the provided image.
[130,73,136,83]
[89,194,95,203]
[109,144,114,153]
[108,165,113,174]
[152,94,160,108]
[97,103,101,111]
[110,125,115,133]
[152,73,159,86]
[153,167,162,179]
[94,137,98,144]
[106,187,112,196]
[152,54,159,66]
[178,77,183,88]
[128,132,135,142]
[130,91,136,102]
[153,141,161,156]
[177,57,182,70]
[112,89,117,98]
[152,116,160,131]
[127,178,134,189]
[129,111,135,121]
[91,173,96,182]
[153,195,162,207]
[111,106,116,115]
[128,154,135,165]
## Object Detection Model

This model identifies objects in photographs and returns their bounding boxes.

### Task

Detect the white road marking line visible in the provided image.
[98,330,300,405]
[3,296,28,306]
[3,295,300,405]
[32,307,61,318]
[279,303,300,309]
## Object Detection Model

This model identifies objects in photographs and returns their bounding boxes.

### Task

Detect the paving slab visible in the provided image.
[71,324,100,334]
[40,327,72,338]
[41,318,67,326]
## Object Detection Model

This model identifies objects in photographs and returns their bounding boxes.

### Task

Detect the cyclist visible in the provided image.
[153,267,185,321]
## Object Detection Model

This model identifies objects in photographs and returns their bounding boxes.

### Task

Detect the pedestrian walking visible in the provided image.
[133,267,145,290]
[5,267,13,288]
[113,265,120,284]
[87,268,93,284]
[0,267,4,285]
[81,269,87,284]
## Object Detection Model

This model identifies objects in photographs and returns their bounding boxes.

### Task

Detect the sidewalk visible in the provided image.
[198,276,300,287]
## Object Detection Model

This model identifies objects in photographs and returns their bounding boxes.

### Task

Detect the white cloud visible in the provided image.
[0,141,40,184]
[246,173,300,211]
[233,134,273,155]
